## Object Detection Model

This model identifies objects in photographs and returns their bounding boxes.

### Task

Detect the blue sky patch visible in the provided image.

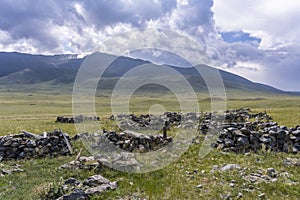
[220,31,261,46]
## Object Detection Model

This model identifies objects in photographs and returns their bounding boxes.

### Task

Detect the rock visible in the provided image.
[220,164,241,171]
[243,172,277,183]
[237,192,243,199]
[240,127,251,135]
[259,135,272,143]
[62,189,88,200]
[83,175,110,187]
[113,157,140,172]
[64,178,81,186]
[283,157,300,166]
[258,193,266,199]
[267,168,277,178]
[84,181,117,195]
[237,136,249,145]
[292,130,300,136]
[48,174,117,199]
[84,184,110,195]
[224,139,234,146]
[1,169,12,175]
[220,193,232,200]
[0,151,4,162]
[196,184,203,188]
[249,134,259,144]
[211,165,219,172]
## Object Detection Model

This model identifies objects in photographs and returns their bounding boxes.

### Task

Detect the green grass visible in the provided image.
[0,91,300,199]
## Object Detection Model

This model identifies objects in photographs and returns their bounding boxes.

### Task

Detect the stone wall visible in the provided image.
[197,108,300,153]
[0,129,72,162]
[103,131,172,153]
[55,115,99,123]
[75,131,172,153]
[211,122,300,153]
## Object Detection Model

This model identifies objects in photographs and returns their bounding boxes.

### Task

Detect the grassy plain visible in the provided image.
[0,90,300,199]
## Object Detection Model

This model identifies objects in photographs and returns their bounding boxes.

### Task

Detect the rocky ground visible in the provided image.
[1,108,300,199]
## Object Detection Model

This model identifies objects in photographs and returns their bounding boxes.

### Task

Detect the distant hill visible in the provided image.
[0,52,298,95]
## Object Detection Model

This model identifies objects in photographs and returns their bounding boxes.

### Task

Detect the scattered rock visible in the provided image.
[46,175,117,200]
[283,157,300,166]
[62,189,88,200]
[60,156,100,170]
[243,171,278,184]
[85,181,117,195]
[83,175,110,187]
[220,193,232,200]
[0,164,23,176]
[220,164,241,171]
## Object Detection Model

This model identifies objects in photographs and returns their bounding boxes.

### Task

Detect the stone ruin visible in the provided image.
[211,122,300,153]
[197,108,300,153]
[108,109,300,153]
[0,129,73,162]
[55,115,99,123]
[115,111,198,131]
[1,108,299,163]
[44,174,118,200]
[103,130,172,153]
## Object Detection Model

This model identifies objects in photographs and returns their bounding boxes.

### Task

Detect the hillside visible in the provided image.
[0,52,296,95]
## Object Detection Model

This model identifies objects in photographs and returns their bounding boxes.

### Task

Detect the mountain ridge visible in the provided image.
[0,51,298,95]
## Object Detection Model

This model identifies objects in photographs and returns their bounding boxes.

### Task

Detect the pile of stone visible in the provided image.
[224,108,272,123]
[75,131,172,153]
[164,112,182,125]
[198,108,272,134]
[0,129,73,162]
[116,112,198,131]
[103,130,172,153]
[55,115,99,123]
[211,122,300,153]
[196,108,300,153]
[45,175,117,200]
[129,114,152,127]
[116,113,163,131]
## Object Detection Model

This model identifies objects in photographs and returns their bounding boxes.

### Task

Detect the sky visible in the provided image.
[0,0,299,91]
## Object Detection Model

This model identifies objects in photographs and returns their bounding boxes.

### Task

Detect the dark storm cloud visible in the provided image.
[0,0,177,52]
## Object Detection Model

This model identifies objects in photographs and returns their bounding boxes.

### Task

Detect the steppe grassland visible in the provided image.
[0,91,299,199]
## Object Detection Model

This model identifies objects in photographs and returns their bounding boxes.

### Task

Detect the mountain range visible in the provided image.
[0,52,298,95]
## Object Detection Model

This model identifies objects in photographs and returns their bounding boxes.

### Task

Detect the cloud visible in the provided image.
[0,0,299,90]
[212,0,300,49]
[211,0,300,90]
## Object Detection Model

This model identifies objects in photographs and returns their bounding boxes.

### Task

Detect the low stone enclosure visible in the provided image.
[1,108,300,163]
[114,108,300,154]
[0,129,73,162]
[55,115,99,123]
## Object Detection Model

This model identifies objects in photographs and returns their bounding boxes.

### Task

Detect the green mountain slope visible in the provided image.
[0,52,297,95]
